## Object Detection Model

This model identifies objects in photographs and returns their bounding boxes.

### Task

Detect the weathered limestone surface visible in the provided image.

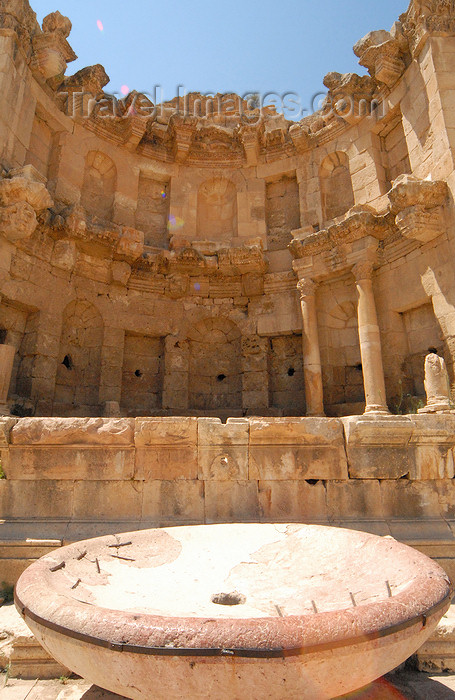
[0,0,453,419]
[0,415,454,588]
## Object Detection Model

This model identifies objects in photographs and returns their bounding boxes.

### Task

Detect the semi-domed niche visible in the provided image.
[188,318,241,410]
[319,151,355,222]
[196,177,238,241]
[81,151,117,221]
[54,301,104,414]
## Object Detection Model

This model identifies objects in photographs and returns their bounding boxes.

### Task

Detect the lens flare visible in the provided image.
[96,19,104,31]
[194,283,201,291]
[161,190,167,199]
[167,215,184,232]
[120,85,129,96]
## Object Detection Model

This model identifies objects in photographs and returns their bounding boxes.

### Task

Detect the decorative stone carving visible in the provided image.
[289,209,392,261]
[62,64,109,97]
[0,344,15,415]
[0,167,53,242]
[238,124,260,166]
[169,114,197,163]
[0,0,39,58]
[115,227,144,263]
[352,260,374,282]
[297,278,317,298]
[354,25,409,88]
[59,64,110,117]
[264,115,288,148]
[419,353,453,413]
[167,273,189,299]
[0,201,36,241]
[401,0,455,57]
[0,170,53,212]
[323,72,377,125]
[31,11,77,83]
[125,114,149,152]
[289,123,312,153]
[388,175,448,243]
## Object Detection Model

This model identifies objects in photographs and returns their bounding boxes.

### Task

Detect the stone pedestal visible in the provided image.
[419,353,453,414]
[0,345,16,415]
[297,279,324,417]
[353,263,389,415]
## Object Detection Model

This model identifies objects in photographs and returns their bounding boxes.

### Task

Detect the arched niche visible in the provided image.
[81,150,117,221]
[54,300,104,412]
[319,152,354,222]
[196,177,238,241]
[188,317,241,410]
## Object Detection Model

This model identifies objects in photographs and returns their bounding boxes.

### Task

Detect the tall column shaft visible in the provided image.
[298,278,324,416]
[353,262,389,414]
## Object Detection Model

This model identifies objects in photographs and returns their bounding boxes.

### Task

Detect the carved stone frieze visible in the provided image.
[400,0,455,56]
[388,174,448,243]
[297,277,318,298]
[0,166,53,243]
[323,72,377,125]
[289,209,393,260]
[169,114,198,164]
[354,25,409,88]
[352,260,374,282]
[31,11,76,83]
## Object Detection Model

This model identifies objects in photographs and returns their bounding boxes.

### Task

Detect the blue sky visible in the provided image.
[32,0,406,118]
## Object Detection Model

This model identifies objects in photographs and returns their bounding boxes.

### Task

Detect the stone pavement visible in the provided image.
[2,672,455,699]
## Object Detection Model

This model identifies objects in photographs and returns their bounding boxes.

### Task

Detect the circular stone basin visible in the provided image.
[15,524,451,700]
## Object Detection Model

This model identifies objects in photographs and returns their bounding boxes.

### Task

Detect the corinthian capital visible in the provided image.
[297,277,317,299]
[352,261,374,281]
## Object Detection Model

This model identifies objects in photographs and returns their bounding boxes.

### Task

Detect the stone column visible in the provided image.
[297,278,324,417]
[353,262,389,414]
[0,344,15,414]
[99,328,125,413]
[163,335,189,411]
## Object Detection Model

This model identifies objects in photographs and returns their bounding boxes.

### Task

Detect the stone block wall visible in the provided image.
[1,414,455,584]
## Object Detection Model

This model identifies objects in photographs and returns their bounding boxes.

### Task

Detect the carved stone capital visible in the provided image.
[297,278,317,298]
[323,72,377,125]
[389,175,448,243]
[238,124,260,165]
[42,11,72,37]
[388,174,448,212]
[401,0,455,57]
[62,64,110,98]
[352,260,374,282]
[395,205,445,243]
[289,123,312,153]
[354,28,409,87]
[169,114,198,163]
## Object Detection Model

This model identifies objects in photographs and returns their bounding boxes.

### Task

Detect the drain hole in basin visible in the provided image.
[211,592,246,606]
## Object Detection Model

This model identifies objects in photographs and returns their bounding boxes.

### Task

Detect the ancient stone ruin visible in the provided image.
[1,0,455,681]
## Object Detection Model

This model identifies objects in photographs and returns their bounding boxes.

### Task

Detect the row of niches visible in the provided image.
[1,295,446,419]
[27,104,412,251]
[80,152,353,250]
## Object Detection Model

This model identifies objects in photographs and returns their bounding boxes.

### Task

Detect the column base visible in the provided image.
[0,402,10,416]
[418,403,453,414]
[364,405,390,415]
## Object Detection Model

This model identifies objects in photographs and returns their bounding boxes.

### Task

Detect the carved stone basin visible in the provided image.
[15,524,451,700]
